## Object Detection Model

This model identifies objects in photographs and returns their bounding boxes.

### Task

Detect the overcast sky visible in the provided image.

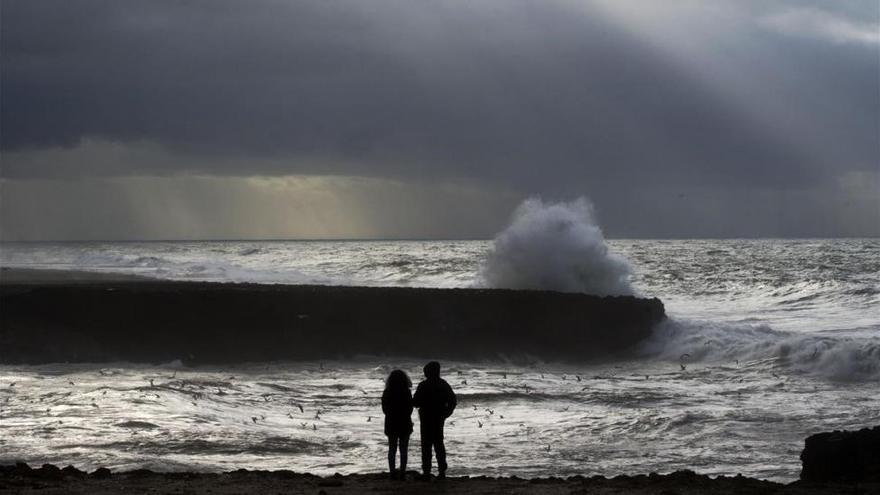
[1,0,878,240]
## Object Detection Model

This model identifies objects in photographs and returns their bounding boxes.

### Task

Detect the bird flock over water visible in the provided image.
[0,356,757,464]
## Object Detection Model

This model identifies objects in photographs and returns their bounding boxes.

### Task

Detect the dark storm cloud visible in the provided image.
[1,0,878,192]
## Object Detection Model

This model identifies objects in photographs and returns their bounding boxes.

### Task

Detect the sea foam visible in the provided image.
[640,318,880,382]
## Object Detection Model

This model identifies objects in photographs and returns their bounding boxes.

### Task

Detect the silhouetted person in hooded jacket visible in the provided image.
[412,361,456,479]
[382,369,413,479]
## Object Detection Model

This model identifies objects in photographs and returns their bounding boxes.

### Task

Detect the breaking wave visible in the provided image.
[640,318,880,382]
[480,197,632,296]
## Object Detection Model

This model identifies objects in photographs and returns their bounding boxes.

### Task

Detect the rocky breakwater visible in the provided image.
[0,280,664,364]
[800,426,880,483]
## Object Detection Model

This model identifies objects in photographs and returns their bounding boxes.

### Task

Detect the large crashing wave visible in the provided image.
[481,197,633,296]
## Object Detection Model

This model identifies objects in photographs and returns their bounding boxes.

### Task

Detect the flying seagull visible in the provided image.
[679,354,691,371]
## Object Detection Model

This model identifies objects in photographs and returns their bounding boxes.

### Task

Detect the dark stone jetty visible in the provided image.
[0,276,664,364]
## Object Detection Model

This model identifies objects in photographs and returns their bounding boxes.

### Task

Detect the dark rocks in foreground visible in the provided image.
[0,281,664,364]
[3,463,877,495]
[801,426,880,483]
[0,464,791,495]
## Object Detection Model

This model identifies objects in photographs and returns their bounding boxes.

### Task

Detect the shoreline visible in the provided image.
[1,463,866,495]
[0,267,157,284]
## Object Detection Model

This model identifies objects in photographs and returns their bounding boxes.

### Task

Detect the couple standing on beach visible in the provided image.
[381,361,457,480]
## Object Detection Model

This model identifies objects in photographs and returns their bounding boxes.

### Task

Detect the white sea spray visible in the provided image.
[480,197,632,295]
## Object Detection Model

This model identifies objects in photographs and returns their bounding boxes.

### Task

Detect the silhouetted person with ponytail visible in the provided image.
[382,369,413,480]
[412,361,457,479]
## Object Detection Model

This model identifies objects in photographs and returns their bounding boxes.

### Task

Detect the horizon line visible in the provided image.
[1,235,878,243]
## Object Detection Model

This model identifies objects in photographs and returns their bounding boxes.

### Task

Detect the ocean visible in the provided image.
[1,238,878,481]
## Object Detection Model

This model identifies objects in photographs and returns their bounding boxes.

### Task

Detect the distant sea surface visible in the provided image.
[1,239,878,480]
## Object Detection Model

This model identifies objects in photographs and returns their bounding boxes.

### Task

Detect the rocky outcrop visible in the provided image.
[0,281,665,364]
[800,426,880,482]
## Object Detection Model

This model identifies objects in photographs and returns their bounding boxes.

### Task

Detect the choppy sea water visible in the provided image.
[1,239,878,481]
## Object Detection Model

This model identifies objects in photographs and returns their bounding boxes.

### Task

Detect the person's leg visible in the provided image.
[435,422,447,476]
[420,421,432,475]
[388,435,399,476]
[399,434,409,476]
